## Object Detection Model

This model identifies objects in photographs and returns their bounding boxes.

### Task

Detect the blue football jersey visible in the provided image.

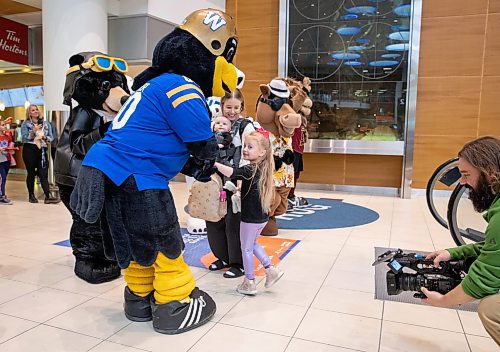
[82,73,213,191]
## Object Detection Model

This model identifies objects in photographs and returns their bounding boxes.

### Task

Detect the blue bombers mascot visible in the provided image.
[70,9,239,334]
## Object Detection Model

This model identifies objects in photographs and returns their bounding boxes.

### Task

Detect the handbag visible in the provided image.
[188,173,227,222]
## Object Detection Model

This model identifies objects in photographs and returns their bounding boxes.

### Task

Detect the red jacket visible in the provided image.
[291,127,307,154]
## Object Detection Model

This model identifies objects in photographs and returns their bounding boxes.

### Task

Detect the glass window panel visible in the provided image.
[287,0,412,141]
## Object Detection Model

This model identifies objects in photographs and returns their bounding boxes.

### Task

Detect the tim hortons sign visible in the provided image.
[0,17,29,65]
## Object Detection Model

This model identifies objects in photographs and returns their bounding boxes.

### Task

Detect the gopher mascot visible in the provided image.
[55,52,130,284]
[70,9,239,334]
[255,79,302,236]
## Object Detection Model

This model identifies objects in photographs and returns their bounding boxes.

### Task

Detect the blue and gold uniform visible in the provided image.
[80,73,217,311]
[83,73,213,190]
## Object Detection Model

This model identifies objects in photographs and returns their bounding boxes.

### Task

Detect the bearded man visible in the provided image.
[421,136,500,346]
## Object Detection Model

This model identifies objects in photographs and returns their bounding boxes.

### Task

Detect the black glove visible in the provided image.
[70,166,105,223]
[181,157,216,182]
[181,137,218,182]
[98,121,112,137]
[282,149,295,165]
[185,136,218,161]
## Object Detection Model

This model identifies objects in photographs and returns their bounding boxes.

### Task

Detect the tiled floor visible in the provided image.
[0,180,497,352]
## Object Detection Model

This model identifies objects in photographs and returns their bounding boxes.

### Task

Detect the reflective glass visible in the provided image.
[287,0,412,141]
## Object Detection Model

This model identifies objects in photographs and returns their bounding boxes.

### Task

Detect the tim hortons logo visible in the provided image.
[0,30,28,57]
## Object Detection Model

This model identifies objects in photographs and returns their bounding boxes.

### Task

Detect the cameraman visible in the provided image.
[422,136,500,345]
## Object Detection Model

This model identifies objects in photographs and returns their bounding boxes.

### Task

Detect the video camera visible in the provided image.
[372,249,472,299]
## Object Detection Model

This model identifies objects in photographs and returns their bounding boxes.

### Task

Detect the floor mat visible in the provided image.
[54,229,300,277]
[374,247,479,312]
[277,198,379,230]
[183,229,299,276]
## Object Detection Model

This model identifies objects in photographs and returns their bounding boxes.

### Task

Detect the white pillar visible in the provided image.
[42,0,108,111]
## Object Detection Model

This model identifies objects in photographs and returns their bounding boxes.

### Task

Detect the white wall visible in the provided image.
[147,0,225,25]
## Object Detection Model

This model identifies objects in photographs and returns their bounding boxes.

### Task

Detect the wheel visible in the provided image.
[425,158,460,229]
[447,184,486,246]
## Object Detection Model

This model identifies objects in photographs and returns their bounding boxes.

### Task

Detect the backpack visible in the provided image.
[188,173,227,222]
[227,118,256,167]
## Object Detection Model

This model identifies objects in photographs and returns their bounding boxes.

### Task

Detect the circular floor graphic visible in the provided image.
[277,198,379,230]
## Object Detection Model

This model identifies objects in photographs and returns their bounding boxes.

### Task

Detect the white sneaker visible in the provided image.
[237,278,257,295]
[265,266,284,288]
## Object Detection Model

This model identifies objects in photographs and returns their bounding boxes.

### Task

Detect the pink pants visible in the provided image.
[240,221,271,280]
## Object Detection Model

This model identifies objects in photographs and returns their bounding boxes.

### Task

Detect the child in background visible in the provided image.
[215,131,284,295]
[0,118,16,205]
[213,115,233,164]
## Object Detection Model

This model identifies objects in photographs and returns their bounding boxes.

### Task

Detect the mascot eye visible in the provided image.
[211,40,221,50]
[101,81,111,91]
[226,47,235,62]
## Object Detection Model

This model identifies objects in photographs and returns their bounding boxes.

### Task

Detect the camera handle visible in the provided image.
[413,292,427,299]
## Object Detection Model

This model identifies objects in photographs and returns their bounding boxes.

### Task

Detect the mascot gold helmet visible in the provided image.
[179,9,238,63]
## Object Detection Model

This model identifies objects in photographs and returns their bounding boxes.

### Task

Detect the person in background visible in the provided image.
[0,118,15,205]
[214,131,284,295]
[206,89,255,278]
[20,104,59,204]
[421,136,500,346]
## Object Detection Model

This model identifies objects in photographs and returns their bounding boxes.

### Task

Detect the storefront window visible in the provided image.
[286,1,412,142]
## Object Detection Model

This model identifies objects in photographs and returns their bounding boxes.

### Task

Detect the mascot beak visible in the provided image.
[212,56,238,97]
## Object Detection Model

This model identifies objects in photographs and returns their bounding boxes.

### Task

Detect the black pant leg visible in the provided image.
[225,194,243,266]
[38,148,50,197]
[206,218,230,264]
[22,144,39,194]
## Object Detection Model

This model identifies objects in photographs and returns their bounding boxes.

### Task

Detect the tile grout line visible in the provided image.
[458,311,474,352]
[379,196,397,350]
[0,321,43,346]
[285,223,357,348]
[184,292,246,352]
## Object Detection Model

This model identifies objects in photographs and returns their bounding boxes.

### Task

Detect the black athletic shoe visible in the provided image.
[124,286,153,322]
[151,287,216,334]
[44,196,61,204]
[29,193,38,203]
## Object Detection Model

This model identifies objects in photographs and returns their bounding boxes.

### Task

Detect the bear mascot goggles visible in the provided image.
[66,55,128,75]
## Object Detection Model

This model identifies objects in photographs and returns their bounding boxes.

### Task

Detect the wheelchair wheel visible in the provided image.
[426,158,460,229]
[447,184,487,246]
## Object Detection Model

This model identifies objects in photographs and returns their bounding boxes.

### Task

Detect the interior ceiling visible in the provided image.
[0,1,41,76]
[0,0,40,16]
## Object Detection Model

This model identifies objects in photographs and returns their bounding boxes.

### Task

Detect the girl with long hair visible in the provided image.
[215,131,284,295]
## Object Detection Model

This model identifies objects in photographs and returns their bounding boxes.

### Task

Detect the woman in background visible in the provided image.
[20,104,59,204]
